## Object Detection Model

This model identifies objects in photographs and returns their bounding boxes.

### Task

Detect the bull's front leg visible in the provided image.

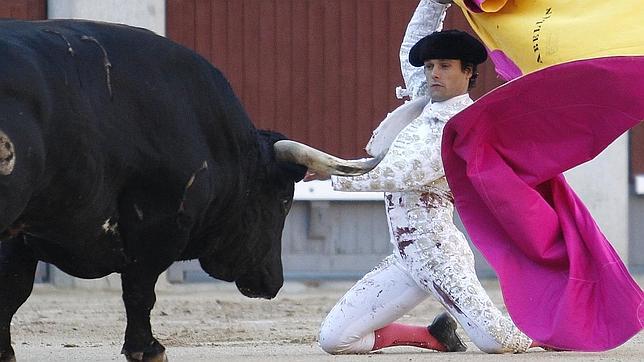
[0,237,38,362]
[120,266,167,362]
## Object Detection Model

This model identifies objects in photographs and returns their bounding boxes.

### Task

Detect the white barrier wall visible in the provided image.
[48,0,165,36]
[564,134,629,261]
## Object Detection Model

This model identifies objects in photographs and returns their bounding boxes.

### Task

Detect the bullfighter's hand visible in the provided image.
[303,170,331,182]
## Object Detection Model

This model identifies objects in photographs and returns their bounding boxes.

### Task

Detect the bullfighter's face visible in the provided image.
[424,59,472,102]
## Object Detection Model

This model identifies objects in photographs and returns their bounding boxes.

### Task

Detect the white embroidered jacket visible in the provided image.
[331,0,471,194]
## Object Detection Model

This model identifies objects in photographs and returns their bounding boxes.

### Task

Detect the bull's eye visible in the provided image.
[281,199,291,213]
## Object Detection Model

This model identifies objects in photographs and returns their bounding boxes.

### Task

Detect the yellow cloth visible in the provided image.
[454,0,644,75]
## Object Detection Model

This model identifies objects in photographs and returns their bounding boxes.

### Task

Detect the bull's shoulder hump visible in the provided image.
[0,19,166,54]
[0,18,158,35]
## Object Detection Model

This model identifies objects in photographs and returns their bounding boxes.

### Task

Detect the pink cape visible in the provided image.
[442,56,644,351]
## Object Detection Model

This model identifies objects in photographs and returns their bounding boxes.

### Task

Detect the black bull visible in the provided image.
[0,19,310,361]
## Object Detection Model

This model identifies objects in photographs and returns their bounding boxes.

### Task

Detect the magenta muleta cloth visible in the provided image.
[441,56,644,351]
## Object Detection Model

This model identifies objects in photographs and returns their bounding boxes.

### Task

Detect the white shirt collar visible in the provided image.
[430,93,472,112]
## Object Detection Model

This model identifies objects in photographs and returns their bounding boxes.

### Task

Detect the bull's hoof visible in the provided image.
[123,350,167,362]
[122,340,167,362]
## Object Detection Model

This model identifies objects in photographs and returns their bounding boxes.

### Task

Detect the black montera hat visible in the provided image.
[409,29,487,67]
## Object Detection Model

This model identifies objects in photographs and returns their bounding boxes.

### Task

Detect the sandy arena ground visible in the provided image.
[8,276,643,361]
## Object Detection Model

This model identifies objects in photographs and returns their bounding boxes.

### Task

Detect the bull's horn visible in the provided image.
[274,140,385,176]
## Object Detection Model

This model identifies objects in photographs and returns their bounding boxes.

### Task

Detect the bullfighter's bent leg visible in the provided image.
[319,255,447,354]
[0,237,38,362]
[400,224,533,353]
[121,267,167,362]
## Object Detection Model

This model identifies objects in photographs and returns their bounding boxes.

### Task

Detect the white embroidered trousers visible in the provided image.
[319,186,532,354]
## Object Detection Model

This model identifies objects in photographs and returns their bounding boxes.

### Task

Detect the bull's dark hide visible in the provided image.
[0,19,306,361]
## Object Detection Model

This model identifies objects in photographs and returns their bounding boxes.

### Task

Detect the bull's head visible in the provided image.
[237,136,385,298]
[203,131,385,299]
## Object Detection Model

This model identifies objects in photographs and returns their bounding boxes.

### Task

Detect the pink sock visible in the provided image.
[372,323,446,351]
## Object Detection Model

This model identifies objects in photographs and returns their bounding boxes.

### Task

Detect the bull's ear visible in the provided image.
[278,162,307,182]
